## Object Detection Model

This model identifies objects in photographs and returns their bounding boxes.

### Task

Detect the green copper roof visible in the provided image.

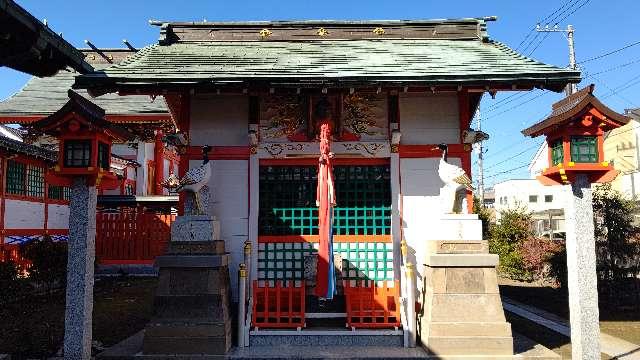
[76,40,580,92]
[0,65,168,118]
[75,18,580,93]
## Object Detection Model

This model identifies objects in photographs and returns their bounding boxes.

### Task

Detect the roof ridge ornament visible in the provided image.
[259,28,273,39]
[316,27,329,37]
[372,27,385,35]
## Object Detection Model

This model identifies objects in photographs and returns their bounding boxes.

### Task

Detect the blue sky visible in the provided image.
[1,0,639,187]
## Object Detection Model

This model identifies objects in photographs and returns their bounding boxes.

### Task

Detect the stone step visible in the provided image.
[249,329,404,347]
[423,335,514,356]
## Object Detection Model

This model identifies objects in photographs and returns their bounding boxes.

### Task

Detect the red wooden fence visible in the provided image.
[344,280,401,329]
[95,213,175,265]
[252,280,306,329]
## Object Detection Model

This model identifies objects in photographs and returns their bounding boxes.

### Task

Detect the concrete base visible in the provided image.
[419,242,514,357]
[98,330,558,359]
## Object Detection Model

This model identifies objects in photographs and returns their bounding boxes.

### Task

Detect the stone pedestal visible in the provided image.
[419,239,514,357]
[143,215,232,355]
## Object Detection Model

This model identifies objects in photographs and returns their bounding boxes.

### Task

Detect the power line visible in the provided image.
[521,0,582,54]
[484,91,532,113]
[578,40,640,64]
[515,0,575,51]
[484,141,544,171]
[588,57,640,76]
[483,91,549,121]
[584,73,638,108]
[524,0,593,57]
[484,163,530,180]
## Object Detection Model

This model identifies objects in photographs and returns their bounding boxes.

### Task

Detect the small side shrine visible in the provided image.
[522,84,629,185]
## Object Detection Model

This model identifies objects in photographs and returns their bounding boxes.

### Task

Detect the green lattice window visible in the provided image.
[571,136,598,163]
[257,241,393,282]
[48,185,70,201]
[5,160,45,198]
[259,165,391,236]
[6,160,25,195]
[26,165,45,198]
[551,140,564,165]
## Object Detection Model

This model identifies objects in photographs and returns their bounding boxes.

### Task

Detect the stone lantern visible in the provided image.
[522,84,629,359]
[523,84,628,185]
[32,90,132,189]
[30,90,132,359]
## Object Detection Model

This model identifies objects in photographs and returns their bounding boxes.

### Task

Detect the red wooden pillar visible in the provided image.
[154,130,164,195]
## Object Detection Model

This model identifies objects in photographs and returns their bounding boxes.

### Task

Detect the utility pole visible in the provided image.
[536,24,577,95]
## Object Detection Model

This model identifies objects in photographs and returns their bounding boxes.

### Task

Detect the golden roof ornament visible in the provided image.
[316,27,329,37]
[259,28,273,39]
[372,27,385,35]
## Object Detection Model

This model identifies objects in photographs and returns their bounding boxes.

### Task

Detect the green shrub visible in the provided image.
[0,260,29,304]
[473,196,492,239]
[489,206,534,279]
[592,184,640,307]
[20,236,68,293]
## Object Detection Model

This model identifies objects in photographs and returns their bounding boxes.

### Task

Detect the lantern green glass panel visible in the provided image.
[551,140,564,165]
[570,136,598,163]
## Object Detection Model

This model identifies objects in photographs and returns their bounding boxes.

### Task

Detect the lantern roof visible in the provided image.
[522,84,630,137]
[28,90,134,141]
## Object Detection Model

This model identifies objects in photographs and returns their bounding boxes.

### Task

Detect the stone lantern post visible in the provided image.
[29,90,133,359]
[522,84,630,360]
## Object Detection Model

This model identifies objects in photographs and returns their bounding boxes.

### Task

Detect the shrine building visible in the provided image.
[75,18,580,356]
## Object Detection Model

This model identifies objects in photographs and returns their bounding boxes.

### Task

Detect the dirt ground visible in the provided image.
[0,276,157,359]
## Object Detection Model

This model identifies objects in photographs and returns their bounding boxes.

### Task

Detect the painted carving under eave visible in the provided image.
[260,95,306,141]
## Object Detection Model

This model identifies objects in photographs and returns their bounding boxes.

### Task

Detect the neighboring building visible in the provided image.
[75,18,578,353]
[493,178,566,238]
[603,108,640,199]
[483,188,495,208]
[0,125,138,265]
[0,48,178,196]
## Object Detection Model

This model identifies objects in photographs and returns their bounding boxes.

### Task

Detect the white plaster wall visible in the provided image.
[399,93,459,145]
[127,166,136,180]
[190,159,248,301]
[190,95,248,146]
[400,157,460,294]
[4,199,44,229]
[47,204,69,229]
[134,142,156,195]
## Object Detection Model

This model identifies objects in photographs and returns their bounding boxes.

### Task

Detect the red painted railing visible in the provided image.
[252,280,306,329]
[344,280,401,329]
[95,213,175,265]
